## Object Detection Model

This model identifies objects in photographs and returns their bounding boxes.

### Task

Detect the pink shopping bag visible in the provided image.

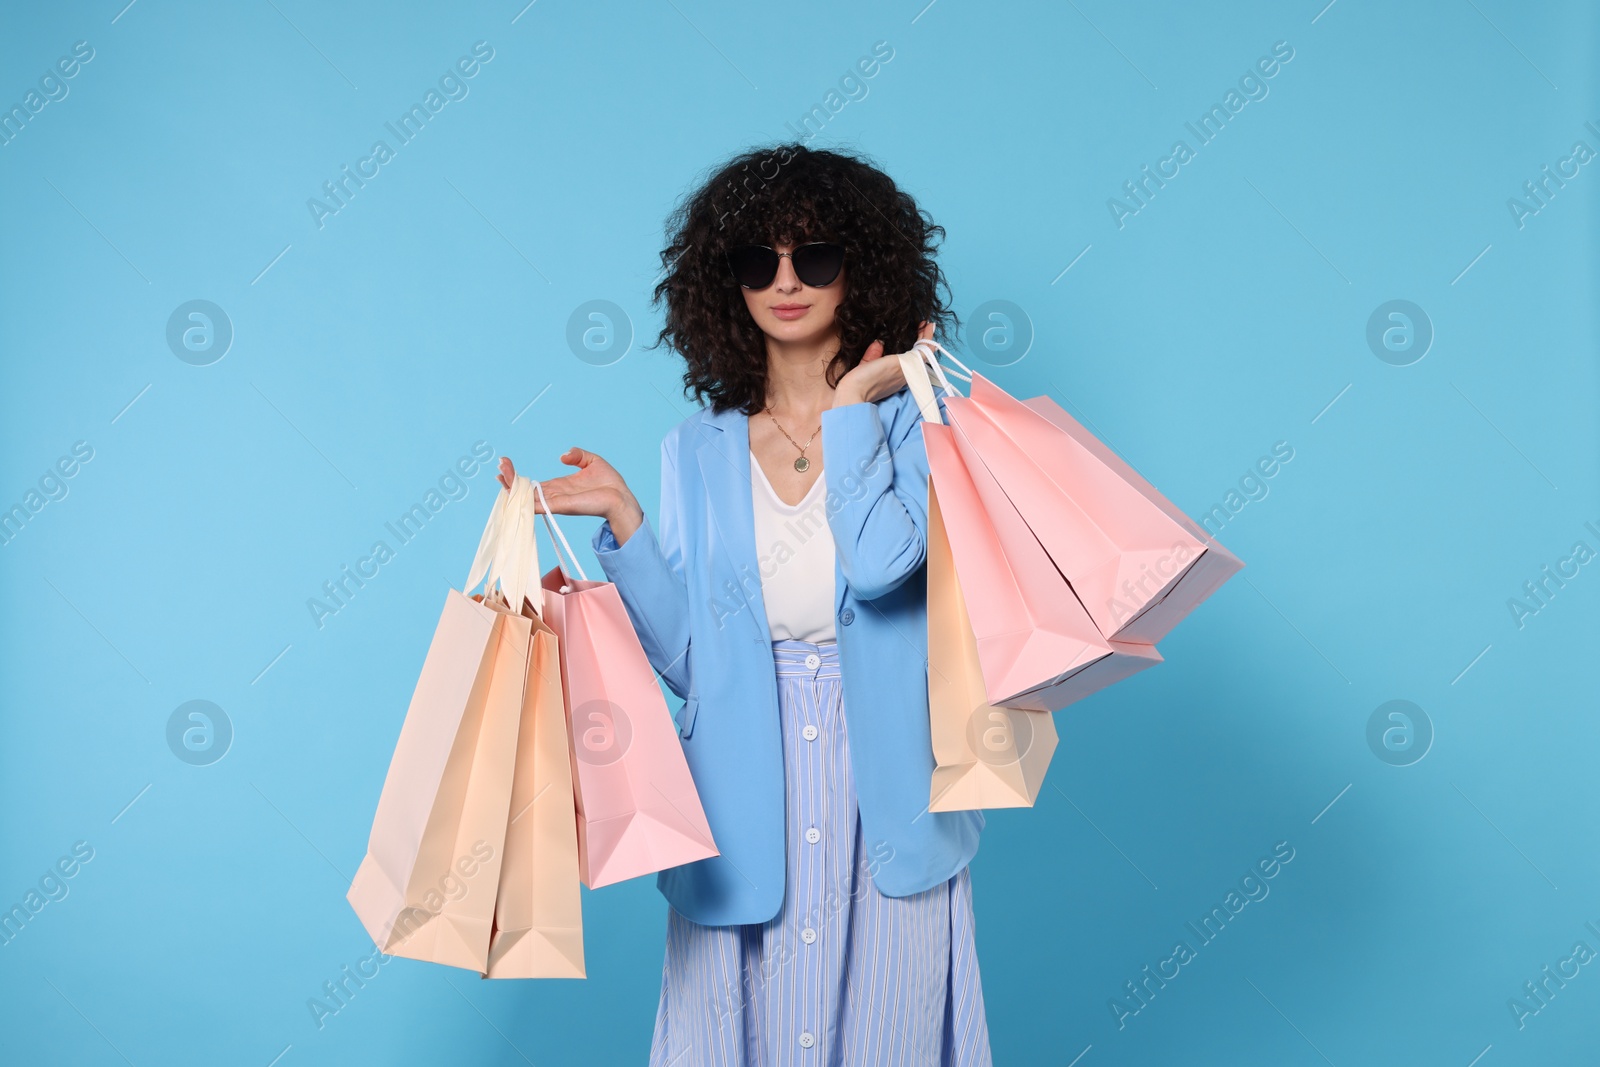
[531,484,718,890]
[945,373,1243,644]
[905,346,1162,714]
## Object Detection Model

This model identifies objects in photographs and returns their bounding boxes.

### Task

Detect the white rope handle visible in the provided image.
[532,479,589,584]
[915,338,973,386]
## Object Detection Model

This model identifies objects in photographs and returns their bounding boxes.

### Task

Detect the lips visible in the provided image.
[771,304,810,321]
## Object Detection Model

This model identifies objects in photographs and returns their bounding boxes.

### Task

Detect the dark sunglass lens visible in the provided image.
[792,244,845,287]
[728,246,779,288]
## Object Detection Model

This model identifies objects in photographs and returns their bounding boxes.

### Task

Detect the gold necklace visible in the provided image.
[765,410,821,472]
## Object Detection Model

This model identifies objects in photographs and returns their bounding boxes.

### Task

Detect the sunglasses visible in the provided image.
[727,243,845,290]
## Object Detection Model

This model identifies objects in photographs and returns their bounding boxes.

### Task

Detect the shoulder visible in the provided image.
[661,404,724,471]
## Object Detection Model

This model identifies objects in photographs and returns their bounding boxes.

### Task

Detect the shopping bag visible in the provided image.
[926,476,1058,811]
[1021,392,1244,639]
[532,483,719,889]
[347,480,537,971]
[946,372,1243,644]
[904,345,1162,714]
[484,478,586,980]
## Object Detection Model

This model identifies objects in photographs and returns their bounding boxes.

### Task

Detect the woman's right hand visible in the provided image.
[498,449,646,545]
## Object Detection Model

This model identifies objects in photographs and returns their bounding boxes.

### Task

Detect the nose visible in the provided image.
[773,250,801,294]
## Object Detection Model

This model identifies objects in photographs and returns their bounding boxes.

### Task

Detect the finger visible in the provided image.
[561,446,592,469]
[533,473,579,511]
[861,340,885,362]
[497,456,515,490]
[533,481,611,517]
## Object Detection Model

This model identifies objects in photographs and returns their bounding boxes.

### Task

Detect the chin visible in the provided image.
[763,315,834,343]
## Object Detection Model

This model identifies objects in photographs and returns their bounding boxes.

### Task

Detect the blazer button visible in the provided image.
[839,608,855,625]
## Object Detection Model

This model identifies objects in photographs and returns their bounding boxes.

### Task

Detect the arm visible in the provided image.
[819,394,931,601]
[591,439,693,700]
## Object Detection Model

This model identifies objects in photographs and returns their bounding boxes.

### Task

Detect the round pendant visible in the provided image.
[793,456,810,472]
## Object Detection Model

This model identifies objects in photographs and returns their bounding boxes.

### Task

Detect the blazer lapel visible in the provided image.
[695,406,773,644]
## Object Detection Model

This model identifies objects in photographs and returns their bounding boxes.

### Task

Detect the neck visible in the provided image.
[762,332,838,421]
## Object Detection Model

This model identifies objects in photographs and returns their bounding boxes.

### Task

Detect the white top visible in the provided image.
[750,451,838,643]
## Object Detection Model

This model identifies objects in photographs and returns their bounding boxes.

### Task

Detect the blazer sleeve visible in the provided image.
[590,437,693,700]
[818,393,931,602]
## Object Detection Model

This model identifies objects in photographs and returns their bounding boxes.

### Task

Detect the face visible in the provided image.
[739,242,846,346]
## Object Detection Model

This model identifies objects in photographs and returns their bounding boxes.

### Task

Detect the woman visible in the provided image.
[500,145,990,1065]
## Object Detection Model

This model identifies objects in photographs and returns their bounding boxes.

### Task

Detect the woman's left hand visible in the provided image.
[832,321,936,408]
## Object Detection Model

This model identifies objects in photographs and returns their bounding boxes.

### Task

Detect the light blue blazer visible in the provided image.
[590,386,984,926]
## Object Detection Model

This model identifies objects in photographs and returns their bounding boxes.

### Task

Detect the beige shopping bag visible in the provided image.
[347,596,527,970]
[485,481,586,979]
[348,479,540,971]
[927,478,1059,811]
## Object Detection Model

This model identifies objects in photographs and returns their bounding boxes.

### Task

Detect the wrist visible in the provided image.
[831,386,864,409]
[607,497,645,546]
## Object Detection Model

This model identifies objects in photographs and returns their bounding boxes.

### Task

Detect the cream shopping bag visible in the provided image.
[347,480,535,971]
[926,476,1059,810]
[484,478,586,979]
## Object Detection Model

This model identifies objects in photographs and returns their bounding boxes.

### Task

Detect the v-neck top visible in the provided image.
[750,452,838,643]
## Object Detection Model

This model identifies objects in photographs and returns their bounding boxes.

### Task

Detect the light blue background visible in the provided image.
[2,1,1596,1063]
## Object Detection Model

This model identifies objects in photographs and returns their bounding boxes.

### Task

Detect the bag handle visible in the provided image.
[464,477,513,601]
[493,476,542,614]
[532,479,590,585]
[465,475,543,615]
[896,338,972,426]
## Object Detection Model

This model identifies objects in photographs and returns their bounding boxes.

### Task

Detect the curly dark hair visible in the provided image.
[652,144,956,415]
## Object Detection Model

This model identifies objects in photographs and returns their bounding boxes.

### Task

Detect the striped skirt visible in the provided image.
[648,638,992,1067]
